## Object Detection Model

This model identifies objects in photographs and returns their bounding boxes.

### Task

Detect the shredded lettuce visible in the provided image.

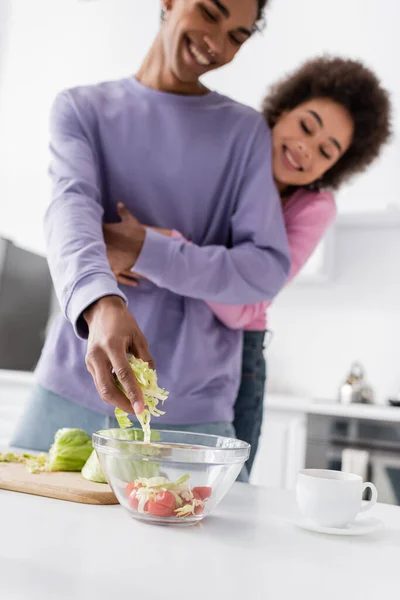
[133,475,191,514]
[1,429,92,473]
[115,407,133,429]
[114,357,168,443]
[134,474,190,491]
[131,473,206,517]
[174,497,204,518]
[0,451,31,463]
[0,451,47,473]
[26,454,49,473]
[174,504,196,518]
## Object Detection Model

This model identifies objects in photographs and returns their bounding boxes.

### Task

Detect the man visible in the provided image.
[11,0,289,454]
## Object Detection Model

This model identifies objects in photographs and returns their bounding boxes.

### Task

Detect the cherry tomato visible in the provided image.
[125,482,143,497]
[147,490,176,517]
[126,482,136,497]
[192,486,212,501]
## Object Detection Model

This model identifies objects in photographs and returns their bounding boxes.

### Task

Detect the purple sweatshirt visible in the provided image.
[37,77,290,424]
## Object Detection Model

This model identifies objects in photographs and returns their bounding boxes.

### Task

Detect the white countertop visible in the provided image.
[1,484,399,600]
[267,393,400,422]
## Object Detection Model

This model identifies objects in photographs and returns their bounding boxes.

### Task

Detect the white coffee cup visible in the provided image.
[296,469,378,528]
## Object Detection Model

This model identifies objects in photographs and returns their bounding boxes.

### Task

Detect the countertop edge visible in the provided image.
[266,394,400,422]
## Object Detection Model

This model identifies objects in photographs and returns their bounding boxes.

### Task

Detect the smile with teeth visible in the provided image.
[188,41,212,67]
[284,146,302,171]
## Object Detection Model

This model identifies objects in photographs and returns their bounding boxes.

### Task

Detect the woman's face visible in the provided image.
[271,98,354,189]
[161,0,258,84]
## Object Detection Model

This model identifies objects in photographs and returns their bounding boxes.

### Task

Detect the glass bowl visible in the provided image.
[93,428,250,525]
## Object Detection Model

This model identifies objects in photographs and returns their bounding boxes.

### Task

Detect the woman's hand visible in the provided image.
[150,226,173,237]
[103,203,146,278]
[103,205,173,287]
[116,225,174,286]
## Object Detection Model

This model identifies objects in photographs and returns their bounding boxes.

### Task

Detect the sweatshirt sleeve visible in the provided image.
[44,91,126,338]
[200,192,337,329]
[170,230,266,328]
[132,121,291,304]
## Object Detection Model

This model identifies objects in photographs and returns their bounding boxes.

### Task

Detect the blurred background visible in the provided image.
[0,0,399,500]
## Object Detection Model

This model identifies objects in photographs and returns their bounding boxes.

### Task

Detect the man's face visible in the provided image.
[161,0,258,84]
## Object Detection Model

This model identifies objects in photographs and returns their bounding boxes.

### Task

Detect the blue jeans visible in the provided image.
[11,385,249,482]
[233,331,267,475]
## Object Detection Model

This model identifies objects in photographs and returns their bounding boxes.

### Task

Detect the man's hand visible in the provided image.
[103,203,146,279]
[84,295,154,414]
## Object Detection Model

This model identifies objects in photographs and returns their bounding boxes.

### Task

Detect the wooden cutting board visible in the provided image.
[0,462,118,505]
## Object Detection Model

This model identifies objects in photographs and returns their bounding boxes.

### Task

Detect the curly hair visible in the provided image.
[262,56,392,190]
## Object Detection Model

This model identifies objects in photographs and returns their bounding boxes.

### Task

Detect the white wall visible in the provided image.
[267,225,400,404]
[0,0,159,253]
[205,0,400,213]
[0,0,399,253]
[0,1,11,88]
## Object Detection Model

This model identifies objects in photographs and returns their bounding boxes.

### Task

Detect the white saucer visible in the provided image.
[287,514,384,536]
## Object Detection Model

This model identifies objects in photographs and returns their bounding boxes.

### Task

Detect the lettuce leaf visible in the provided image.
[81,449,108,483]
[46,428,93,471]
[115,407,133,429]
[81,426,163,483]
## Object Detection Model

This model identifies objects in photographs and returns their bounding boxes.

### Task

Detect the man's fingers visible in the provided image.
[109,351,145,414]
[86,350,132,413]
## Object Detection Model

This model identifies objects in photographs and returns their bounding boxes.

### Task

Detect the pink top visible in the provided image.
[172,188,336,330]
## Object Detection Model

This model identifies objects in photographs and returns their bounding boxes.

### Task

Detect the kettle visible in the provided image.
[338,362,374,405]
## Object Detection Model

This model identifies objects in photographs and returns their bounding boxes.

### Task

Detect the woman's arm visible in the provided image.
[109,196,335,330]
[171,192,336,329]
[166,229,266,328]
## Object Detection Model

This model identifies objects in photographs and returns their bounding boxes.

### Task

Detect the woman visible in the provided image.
[110,56,391,475]
[12,0,291,463]
[231,56,391,473]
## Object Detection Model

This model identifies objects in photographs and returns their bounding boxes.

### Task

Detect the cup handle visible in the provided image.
[361,482,378,513]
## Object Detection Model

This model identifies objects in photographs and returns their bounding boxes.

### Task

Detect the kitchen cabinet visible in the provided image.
[252,395,400,492]
[250,408,307,489]
[336,207,400,228]
[295,204,400,285]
